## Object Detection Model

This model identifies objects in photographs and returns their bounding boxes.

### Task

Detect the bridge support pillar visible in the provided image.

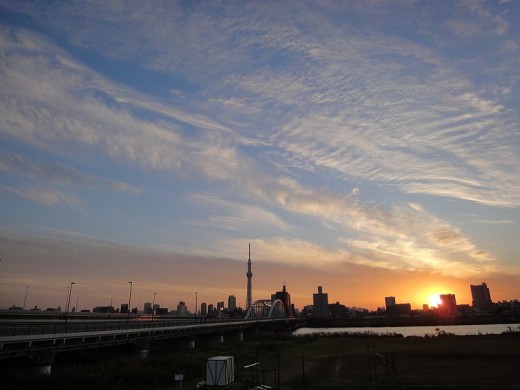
[205,334,224,344]
[136,348,149,358]
[30,353,54,376]
[178,339,195,350]
[134,341,149,358]
[227,330,243,342]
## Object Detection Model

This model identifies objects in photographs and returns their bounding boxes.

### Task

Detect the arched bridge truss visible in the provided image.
[244,299,287,319]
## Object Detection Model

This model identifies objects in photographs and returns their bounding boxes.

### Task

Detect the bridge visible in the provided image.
[244,299,287,319]
[0,301,305,373]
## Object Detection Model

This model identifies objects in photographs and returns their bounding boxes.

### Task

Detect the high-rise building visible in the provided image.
[120,303,129,314]
[228,295,237,312]
[439,294,457,316]
[177,301,187,316]
[246,243,253,310]
[143,302,152,314]
[217,301,225,312]
[208,304,214,315]
[313,286,329,318]
[470,282,493,311]
[385,296,396,308]
[200,302,207,316]
[274,284,293,317]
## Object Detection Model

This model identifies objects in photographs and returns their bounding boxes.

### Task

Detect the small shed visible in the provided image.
[206,356,235,389]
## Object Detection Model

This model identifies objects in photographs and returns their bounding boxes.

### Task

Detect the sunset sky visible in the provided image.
[1,1,519,312]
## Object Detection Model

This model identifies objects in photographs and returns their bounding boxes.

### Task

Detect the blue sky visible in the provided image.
[1,1,519,311]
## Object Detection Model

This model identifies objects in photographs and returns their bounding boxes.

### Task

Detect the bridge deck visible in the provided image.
[0,318,291,360]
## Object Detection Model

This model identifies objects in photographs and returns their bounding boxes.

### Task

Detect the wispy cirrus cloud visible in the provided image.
[0,2,516,281]
[0,151,138,194]
[0,28,245,182]
[187,192,290,233]
[261,37,520,207]
[1,185,82,207]
[195,172,498,277]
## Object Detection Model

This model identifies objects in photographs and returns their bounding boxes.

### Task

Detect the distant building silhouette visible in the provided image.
[470,282,493,311]
[329,301,348,318]
[120,303,129,314]
[217,301,225,312]
[439,294,457,316]
[143,301,152,314]
[385,296,410,317]
[200,302,207,316]
[155,307,167,315]
[93,305,115,313]
[228,295,237,312]
[313,286,329,318]
[273,283,293,317]
[302,304,314,318]
[208,303,214,316]
[386,303,411,317]
[385,296,396,308]
[496,299,520,315]
[177,301,188,316]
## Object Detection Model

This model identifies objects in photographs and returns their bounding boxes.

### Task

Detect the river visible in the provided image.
[293,323,520,337]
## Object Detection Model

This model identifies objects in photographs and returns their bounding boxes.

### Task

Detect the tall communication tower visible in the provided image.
[246,243,253,310]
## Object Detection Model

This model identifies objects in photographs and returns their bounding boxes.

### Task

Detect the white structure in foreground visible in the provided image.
[206,356,234,389]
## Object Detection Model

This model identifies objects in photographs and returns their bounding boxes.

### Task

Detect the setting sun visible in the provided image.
[428,294,442,308]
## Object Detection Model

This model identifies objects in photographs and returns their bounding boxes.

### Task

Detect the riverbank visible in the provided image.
[294,322,520,337]
[306,314,520,328]
[2,329,520,389]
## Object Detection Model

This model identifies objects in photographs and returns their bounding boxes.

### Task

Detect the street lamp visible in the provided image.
[66,282,75,315]
[65,282,75,328]
[152,292,157,322]
[195,291,198,318]
[22,285,29,311]
[195,291,198,319]
[126,281,133,325]
[65,286,69,313]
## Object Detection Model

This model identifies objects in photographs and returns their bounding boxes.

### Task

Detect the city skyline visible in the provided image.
[2,266,514,315]
[1,1,520,311]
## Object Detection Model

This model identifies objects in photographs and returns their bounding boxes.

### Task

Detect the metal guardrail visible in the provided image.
[0,318,287,360]
[0,317,251,337]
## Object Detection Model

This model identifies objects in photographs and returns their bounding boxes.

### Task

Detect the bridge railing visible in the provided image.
[0,317,259,337]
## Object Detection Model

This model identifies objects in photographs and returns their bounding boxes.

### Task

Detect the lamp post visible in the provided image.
[126,281,133,326]
[65,286,69,314]
[66,282,75,315]
[195,291,198,319]
[65,282,75,329]
[22,285,29,311]
[152,292,157,322]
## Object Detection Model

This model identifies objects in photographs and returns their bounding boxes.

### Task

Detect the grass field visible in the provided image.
[275,333,520,389]
[2,331,520,389]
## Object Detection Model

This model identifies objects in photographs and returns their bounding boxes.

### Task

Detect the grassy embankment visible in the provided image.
[3,329,520,389]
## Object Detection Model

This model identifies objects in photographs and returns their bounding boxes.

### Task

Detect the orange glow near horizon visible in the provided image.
[427,293,442,308]
[412,281,460,310]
